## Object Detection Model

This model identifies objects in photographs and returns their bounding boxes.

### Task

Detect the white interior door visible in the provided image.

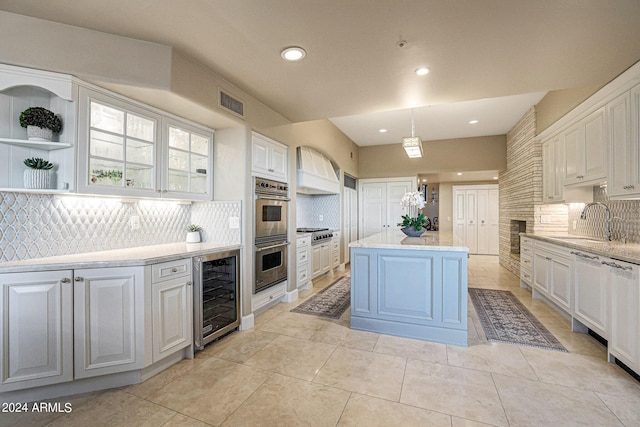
[477,189,489,254]
[386,181,413,230]
[465,190,478,253]
[453,188,466,247]
[361,182,386,238]
[488,188,499,255]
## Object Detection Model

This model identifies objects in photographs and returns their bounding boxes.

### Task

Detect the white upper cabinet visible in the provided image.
[563,107,607,186]
[608,85,640,199]
[78,87,161,198]
[251,132,288,181]
[78,86,213,200]
[0,64,77,193]
[162,119,213,200]
[542,135,565,202]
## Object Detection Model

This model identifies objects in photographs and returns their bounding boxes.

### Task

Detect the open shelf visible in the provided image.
[0,137,73,151]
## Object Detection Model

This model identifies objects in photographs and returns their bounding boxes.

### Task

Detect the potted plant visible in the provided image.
[186,224,203,243]
[19,107,63,141]
[397,191,430,237]
[23,157,54,189]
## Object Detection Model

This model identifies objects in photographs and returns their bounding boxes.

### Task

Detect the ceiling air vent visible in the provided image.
[218,88,245,119]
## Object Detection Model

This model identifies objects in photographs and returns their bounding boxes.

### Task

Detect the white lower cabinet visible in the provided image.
[296,235,312,289]
[532,242,572,312]
[74,266,147,379]
[312,243,331,279]
[572,251,608,337]
[151,259,193,363]
[331,231,341,269]
[0,271,74,392]
[605,259,639,371]
[519,237,533,287]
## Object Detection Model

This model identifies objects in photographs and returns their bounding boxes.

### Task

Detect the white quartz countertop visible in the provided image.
[0,242,242,273]
[522,233,640,265]
[349,230,468,252]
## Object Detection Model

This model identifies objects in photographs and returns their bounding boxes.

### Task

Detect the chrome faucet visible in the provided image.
[579,202,611,241]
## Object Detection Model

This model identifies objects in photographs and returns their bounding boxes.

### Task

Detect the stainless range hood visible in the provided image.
[296,146,340,194]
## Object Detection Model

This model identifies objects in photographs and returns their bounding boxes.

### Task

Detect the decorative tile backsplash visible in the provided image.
[568,186,640,243]
[0,192,241,263]
[296,193,340,230]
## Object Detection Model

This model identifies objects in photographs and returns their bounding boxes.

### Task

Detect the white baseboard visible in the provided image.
[240,313,254,330]
[283,288,298,302]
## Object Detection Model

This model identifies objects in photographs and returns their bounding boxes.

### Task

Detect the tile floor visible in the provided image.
[5,255,640,426]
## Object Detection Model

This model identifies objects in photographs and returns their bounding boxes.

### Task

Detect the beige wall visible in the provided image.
[0,11,290,132]
[535,85,603,134]
[358,135,506,179]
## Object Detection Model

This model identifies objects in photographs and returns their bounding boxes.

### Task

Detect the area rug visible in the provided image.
[290,276,350,319]
[469,288,568,352]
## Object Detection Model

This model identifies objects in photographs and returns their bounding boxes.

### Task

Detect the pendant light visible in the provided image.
[402,109,423,158]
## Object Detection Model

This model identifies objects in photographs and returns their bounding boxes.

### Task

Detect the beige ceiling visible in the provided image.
[2,0,640,147]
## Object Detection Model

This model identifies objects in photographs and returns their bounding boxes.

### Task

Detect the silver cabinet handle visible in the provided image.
[61,278,71,283]
[571,251,599,260]
[623,185,636,190]
[74,277,83,282]
[171,267,178,273]
[546,257,552,261]
[601,261,633,271]
[186,281,192,286]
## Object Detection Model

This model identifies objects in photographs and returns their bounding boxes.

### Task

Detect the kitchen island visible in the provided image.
[349,230,468,346]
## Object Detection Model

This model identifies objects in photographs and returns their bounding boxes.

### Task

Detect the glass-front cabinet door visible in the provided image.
[78,87,161,198]
[162,119,213,200]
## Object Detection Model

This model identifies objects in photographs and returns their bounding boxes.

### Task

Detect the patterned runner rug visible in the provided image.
[291,276,350,319]
[469,288,568,352]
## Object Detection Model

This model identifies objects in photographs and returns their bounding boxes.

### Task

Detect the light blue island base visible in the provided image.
[349,231,469,347]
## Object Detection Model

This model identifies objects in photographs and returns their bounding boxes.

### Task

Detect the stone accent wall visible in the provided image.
[498,107,569,276]
[499,107,538,275]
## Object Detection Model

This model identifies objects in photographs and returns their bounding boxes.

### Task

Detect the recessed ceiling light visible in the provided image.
[415,67,430,76]
[468,120,479,124]
[457,172,463,176]
[493,176,498,180]
[422,179,427,182]
[281,46,306,61]
[379,128,388,133]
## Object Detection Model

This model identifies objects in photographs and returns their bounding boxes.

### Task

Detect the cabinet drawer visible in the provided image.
[520,269,533,284]
[297,265,310,283]
[297,236,311,247]
[152,258,192,283]
[520,254,533,273]
[297,247,309,264]
[252,282,286,311]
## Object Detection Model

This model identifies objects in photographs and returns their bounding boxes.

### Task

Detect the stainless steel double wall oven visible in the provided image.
[254,178,289,293]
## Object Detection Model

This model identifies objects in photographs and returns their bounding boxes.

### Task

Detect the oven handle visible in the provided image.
[256,195,291,202]
[255,241,291,252]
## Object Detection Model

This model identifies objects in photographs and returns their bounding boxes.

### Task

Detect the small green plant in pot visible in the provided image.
[19,107,63,141]
[186,224,203,243]
[23,157,54,189]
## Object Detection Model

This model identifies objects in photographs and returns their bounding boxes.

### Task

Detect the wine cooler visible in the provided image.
[193,249,240,350]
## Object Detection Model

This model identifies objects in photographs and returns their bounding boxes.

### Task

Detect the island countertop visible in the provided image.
[349,230,468,252]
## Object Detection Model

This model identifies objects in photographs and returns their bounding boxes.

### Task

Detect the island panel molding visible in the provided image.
[349,230,468,346]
